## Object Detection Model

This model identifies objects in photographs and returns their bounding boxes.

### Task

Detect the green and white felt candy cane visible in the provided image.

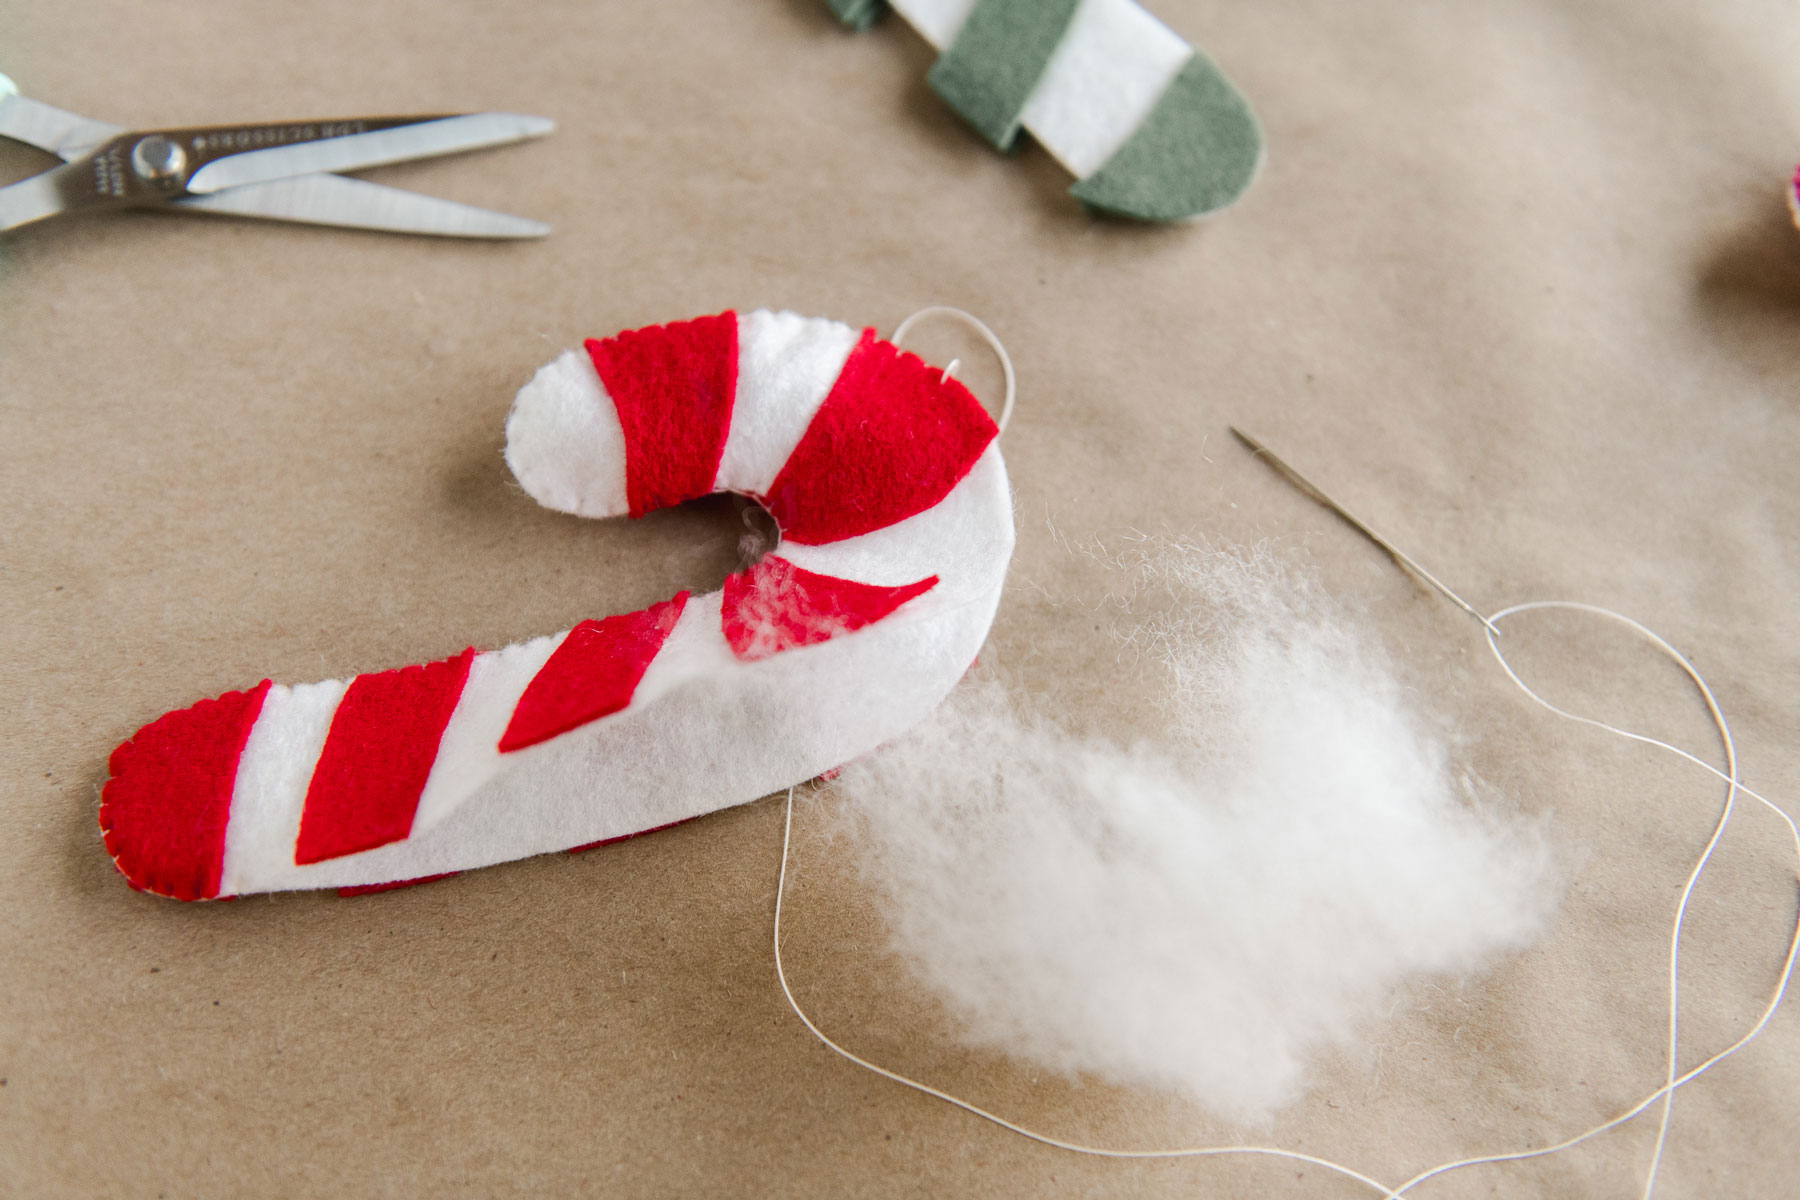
[825,0,1263,220]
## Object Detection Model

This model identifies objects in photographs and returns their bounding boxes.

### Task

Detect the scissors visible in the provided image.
[0,73,554,238]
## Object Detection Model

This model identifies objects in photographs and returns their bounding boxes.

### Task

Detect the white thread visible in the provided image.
[771,782,1401,1197]
[892,306,1017,434]
[770,586,1800,1197]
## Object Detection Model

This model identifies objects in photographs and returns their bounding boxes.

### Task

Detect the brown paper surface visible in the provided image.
[3,1,1797,1196]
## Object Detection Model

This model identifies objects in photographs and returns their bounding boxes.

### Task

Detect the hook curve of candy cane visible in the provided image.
[100,310,1015,899]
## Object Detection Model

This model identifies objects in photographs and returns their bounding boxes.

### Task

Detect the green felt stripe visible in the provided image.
[928,0,1083,151]
[823,0,887,31]
[1070,50,1264,221]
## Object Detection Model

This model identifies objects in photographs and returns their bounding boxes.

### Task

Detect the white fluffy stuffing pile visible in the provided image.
[833,537,1555,1123]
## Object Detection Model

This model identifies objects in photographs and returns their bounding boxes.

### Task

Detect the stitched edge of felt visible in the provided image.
[1070,50,1264,221]
[928,0,1083,151]
[102,309,1008,898]
[99,679,274,901]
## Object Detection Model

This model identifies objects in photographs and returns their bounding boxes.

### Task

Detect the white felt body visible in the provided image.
[214,311,1013,895]
[892,0,1193,178]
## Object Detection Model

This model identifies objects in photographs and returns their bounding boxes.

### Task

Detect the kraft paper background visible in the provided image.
[2,1,1796,1196]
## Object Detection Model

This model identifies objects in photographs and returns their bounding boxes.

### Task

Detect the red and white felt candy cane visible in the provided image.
[101,310,1014,900]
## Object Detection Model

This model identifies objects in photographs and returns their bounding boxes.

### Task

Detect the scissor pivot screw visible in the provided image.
[130,136,188,189]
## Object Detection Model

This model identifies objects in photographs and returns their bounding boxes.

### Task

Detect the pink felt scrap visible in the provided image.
[720,555,939,661]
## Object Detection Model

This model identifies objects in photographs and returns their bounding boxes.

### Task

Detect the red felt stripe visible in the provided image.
[763,329,998,546]
[720,555,938,661]
[294,649,475,865]
[586,312,738,518]
[99,680,272,901]
[567,817,694,854]
[499,592,690,752]
[337,872,460,898]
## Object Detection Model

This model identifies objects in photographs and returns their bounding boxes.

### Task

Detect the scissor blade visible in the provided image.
[0,92,125,159]
[185,113,554,195]
[174,173,549,238]
[0,170,73,231]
